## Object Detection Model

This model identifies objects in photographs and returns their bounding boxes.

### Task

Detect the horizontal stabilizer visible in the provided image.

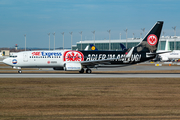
[146,51,172,55]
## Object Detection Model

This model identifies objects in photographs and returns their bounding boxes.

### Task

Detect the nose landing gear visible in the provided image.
[18,70,22,74]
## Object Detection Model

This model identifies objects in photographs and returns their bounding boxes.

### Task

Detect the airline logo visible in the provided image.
[91,46,96,50]
[32,52,62,56]
[63,50,84,61]
[12,59,17,64]
[147,34,158,46]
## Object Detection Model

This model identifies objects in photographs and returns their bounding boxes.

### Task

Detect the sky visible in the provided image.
[0,0,180,49]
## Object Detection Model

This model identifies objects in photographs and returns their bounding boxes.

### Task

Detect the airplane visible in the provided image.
[84,45,89,51]
[90,43,126,51]
[157,39,180,61]
[120,43,127,51]
[90,44,98,51]
[3,21,166,74]
[159,50,180,61]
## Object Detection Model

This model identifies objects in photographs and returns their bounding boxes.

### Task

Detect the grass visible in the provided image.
[1,78,180,119]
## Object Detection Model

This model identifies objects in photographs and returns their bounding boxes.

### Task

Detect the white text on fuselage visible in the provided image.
[86,54,141,62]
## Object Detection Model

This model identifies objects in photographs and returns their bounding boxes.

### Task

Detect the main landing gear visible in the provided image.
[86,68,92,73]
[18,70,22,74]
[79,68,84,73]
[79,68,92,73]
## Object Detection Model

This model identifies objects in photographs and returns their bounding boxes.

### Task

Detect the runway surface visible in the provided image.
[1,61,180,78]
[1,73,180,78]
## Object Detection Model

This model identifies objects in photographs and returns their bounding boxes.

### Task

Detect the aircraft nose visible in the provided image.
[3,58,10,65]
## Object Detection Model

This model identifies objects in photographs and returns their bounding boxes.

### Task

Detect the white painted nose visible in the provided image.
[3,58,11,65]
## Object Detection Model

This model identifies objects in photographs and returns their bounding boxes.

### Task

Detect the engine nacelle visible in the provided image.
[64,62,82,71]
[53,67,64,70]
[160,56,168,61]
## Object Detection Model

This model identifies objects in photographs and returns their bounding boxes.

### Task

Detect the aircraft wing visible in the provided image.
[80,58,117,66]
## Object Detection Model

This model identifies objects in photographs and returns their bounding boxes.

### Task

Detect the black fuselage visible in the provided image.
[81,50,154,65]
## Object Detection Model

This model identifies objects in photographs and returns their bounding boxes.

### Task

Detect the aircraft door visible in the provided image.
[23,53,28,62]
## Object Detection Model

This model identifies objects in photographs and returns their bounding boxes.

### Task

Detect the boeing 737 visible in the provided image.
[3,21,165,73]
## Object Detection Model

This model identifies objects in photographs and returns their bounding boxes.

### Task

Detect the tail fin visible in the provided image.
[136,21,163,53]
[90,44,98,51]
[84,45,89,51]
[120,43,127,51]
[165,39,169,51]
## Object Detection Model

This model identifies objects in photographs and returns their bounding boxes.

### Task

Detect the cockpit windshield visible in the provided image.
[9,55,17,58]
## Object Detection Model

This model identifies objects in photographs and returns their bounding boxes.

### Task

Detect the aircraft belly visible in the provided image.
[33,58,63,67]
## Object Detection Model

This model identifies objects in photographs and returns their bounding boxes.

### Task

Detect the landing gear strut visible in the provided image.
[79,68,84,73]
[86,68,92,73]
[18,70,22,74]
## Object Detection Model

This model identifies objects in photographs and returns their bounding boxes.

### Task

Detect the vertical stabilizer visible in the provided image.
[90,44,98,51]
[136,21,163,53]
[165,40,169,51]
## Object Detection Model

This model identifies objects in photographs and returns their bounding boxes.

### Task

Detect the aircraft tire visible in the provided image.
[79,68,84,73]
[86,69,92,74]
[63,63,66,71]
[18,70,22,74]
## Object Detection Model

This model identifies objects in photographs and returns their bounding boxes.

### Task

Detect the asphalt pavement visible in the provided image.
[0,73,180,78]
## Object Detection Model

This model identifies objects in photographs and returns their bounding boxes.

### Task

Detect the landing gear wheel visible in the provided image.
[79,68,84,73]
[86,69,92,73]
[18,70,22,74]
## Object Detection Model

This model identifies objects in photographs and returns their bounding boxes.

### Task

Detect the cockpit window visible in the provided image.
[9,55,17,58]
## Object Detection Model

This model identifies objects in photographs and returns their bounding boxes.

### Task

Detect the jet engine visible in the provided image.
[64,62,82,71]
